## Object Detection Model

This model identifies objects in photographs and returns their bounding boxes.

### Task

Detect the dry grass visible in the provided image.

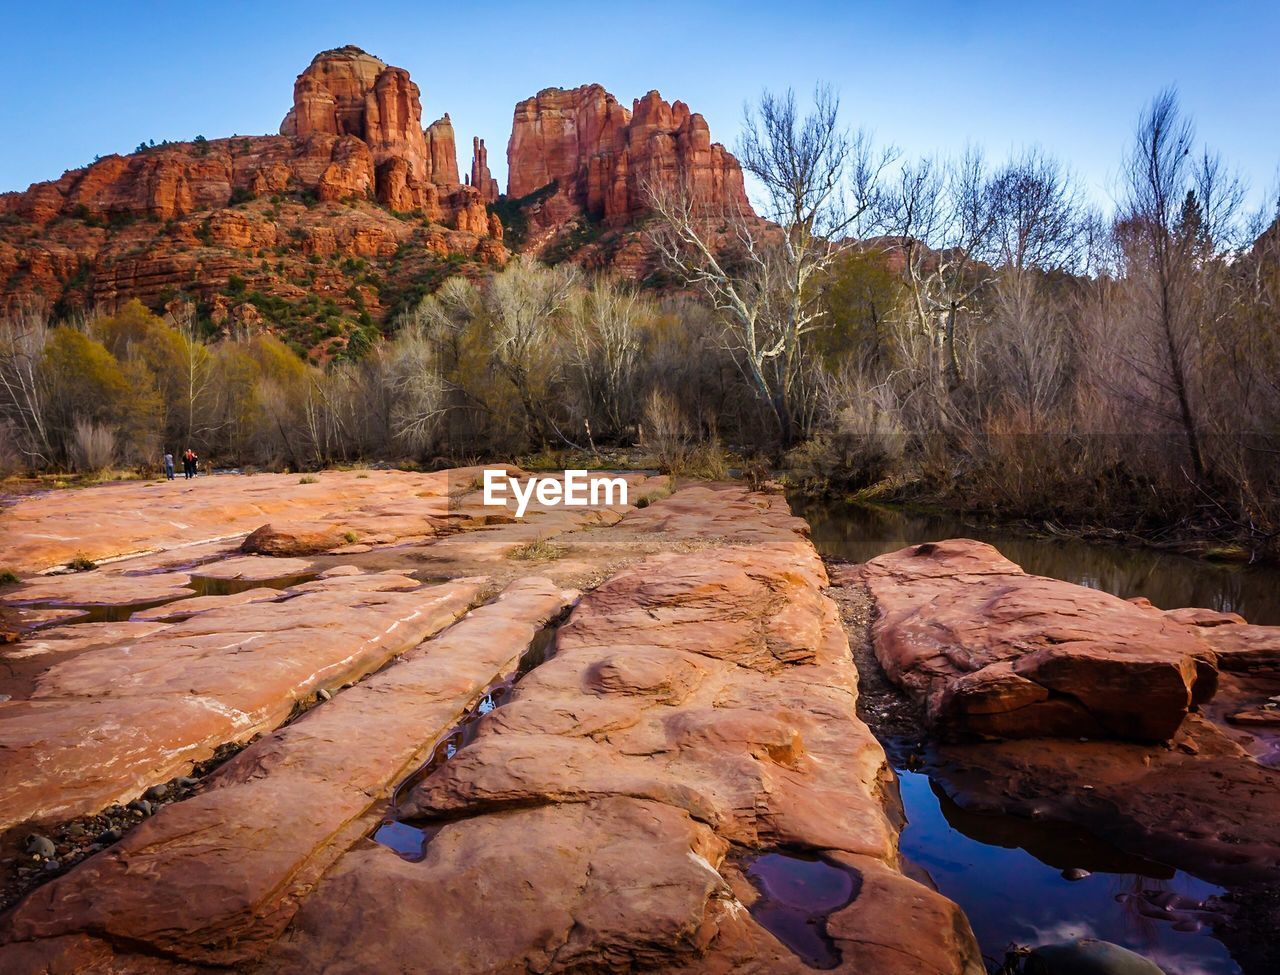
[507,536,567,562]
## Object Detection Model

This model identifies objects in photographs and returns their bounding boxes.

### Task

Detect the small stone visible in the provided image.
[42,859,61,872]
[128,799,154,816]
[144,784,167,801]
[174,776,199,789]
[96,828,122,845]
[318,687,333,701]
[25,834,56,858]
[1061,867,1091,881]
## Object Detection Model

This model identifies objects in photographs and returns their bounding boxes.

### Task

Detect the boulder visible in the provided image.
[858,540,1218,741]
[240,521,349,556]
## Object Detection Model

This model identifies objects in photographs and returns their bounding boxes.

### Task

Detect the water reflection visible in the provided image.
[897,771,1239,975]
[793,499,1280,625]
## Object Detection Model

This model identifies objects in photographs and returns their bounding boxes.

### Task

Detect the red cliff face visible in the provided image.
[506,84,751,226]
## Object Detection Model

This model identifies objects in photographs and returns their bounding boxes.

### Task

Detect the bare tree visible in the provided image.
[168,301,220,450]
[1113,88,1246,481]
[648,85,893,445]
[483,257,579,445]
[984,149,1085,427]
[0,302,53,467]
[880,150,998,391]
[565,278,650,437]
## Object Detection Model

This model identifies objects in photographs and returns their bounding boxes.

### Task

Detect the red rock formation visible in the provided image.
[853,540,1220,741]
[506,84,750,224]
[470,136,498,203]
[425,115,459,185]
[0,47,506,334]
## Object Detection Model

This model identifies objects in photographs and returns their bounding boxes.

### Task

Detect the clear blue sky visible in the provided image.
[3,0,1277,212]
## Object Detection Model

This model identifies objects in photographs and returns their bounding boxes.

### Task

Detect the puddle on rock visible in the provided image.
[13,595,186,625]
[373,617,565,860]
[897,770,1239,975]
[743,851,861,969]
[371,820,442,862]
[185,572,316,598]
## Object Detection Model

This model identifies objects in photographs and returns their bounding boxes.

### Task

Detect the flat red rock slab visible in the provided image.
[129,588,282,623]
[1,572,193,610]
[0,468,505,574]
[0,578,574,968]
[0,572,482,830]
[328,496,979,974]
[857,539,1217,741]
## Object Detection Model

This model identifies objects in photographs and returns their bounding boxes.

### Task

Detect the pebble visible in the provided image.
[1061,867,1091,881]
[128,799,154,816]
[42,859,61,872]
[96,828,122,845]
[25,835,56,858]
[144,784,167,801]
[175,776,199,789]
[318,688,333,701]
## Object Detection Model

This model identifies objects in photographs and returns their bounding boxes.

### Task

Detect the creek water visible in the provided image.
[793,499,1280,626]
[792,498,1267,975]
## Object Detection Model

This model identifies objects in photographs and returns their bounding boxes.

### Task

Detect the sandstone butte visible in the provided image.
[0,473,984,973]
[505,83,754,258]
[0,50,755,325]
[0,46,505,324]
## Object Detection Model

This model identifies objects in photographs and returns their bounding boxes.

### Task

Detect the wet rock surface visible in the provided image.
[0,476,982,974]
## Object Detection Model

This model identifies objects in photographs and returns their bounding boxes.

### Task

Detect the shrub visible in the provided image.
[299,474,319,484]
[0,569,20,586]
[67,554,97,572]
[70,418,117,473]
[786,399,905,495]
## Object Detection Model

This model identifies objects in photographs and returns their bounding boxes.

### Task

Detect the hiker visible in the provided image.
[191,450,200,477]
[182,448,195,479]
[163,451,175,480]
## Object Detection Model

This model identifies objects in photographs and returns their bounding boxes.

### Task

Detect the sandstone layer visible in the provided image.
[0,571,481,830]
[265,491,982,974]
[0,467,497,575]
[855,539,1219,741]
[1,577,574,967]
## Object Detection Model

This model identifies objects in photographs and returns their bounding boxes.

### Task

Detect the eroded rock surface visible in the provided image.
[0,478,981,974]
[855,540,1217,741]
[0,577,573,968]
[268,495,981,974]
[0,572,481,830]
